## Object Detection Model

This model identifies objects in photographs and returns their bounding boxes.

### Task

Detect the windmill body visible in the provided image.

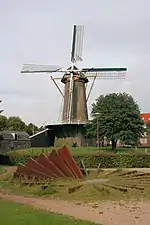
[61,66,88,124]
[21,25,127,146]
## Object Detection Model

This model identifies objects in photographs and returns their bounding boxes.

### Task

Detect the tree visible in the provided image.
[87,93,144,151]
[7,116,26,131]
[0,115,8,131]
[145,121,150,134]
[25,123,39,136]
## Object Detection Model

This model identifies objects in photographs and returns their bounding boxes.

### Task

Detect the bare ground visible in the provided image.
[0,191,150,225]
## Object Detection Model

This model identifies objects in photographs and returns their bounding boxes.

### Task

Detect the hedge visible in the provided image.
[0,153,150,168]
[74,154,150,168]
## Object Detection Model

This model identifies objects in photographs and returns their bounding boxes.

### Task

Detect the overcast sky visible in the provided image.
[0,0,150,126]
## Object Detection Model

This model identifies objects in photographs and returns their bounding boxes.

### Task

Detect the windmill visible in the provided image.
[0,100,3,114]
[21,25,127,125]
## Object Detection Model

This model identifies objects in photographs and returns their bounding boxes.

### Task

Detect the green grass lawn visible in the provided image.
[6,146,147,157]
[0,199,98,225]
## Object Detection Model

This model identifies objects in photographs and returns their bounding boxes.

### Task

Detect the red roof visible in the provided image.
[140,113,150,123]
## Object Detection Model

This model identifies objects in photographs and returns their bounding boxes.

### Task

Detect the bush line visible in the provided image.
[74,154,150,168]
[0,153,150,168]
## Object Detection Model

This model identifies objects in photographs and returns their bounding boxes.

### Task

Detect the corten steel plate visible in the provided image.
[26,158,52,177]
[48,150,74,178]
[46,155,66,178]
[36,154,58,178]
[15,164,35,177]
[14,146,83,181]
[15,164,47,178]
[58,145,83,179]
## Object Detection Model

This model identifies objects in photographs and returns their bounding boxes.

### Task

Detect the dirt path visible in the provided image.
[0,192,150,225]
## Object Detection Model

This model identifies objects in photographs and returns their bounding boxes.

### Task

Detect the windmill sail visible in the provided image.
[82,68,127,72]
[82,67,127,79]
[71,25,84,63]
[0,100,3,113]
[21,64,62,74]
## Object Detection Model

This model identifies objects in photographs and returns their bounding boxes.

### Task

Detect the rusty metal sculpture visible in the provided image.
[14,146,83,183]
[14,149,150,198]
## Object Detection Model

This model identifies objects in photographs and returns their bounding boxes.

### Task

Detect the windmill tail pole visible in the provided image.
[86,75,97,102]
[50,76,64,97]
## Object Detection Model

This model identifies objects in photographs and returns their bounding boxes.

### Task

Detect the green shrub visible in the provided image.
[74,154,150,168]
[0,152,150,168]
[8,155,31,165]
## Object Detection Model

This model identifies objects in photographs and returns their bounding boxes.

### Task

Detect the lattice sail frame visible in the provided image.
[0,100,3,114]
[21,64,62,74]
[71,25,84,63]
[52,71,126,80]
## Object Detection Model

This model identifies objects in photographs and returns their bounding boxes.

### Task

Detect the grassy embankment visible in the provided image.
[0,199,98,225]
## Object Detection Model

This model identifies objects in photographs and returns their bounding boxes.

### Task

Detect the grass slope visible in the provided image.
[0,199,98,225]
[1,169,150,202]
[6,146,148,157]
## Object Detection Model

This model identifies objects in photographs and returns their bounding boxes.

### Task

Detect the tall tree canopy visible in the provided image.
[0,101,40,135]
[0,103,7,131]
[0,115,8,131]
[86,93,144,151]
[0,114,39,135]
[26,123,39,136]
[146,121,150,134]
[7,116,26,131]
